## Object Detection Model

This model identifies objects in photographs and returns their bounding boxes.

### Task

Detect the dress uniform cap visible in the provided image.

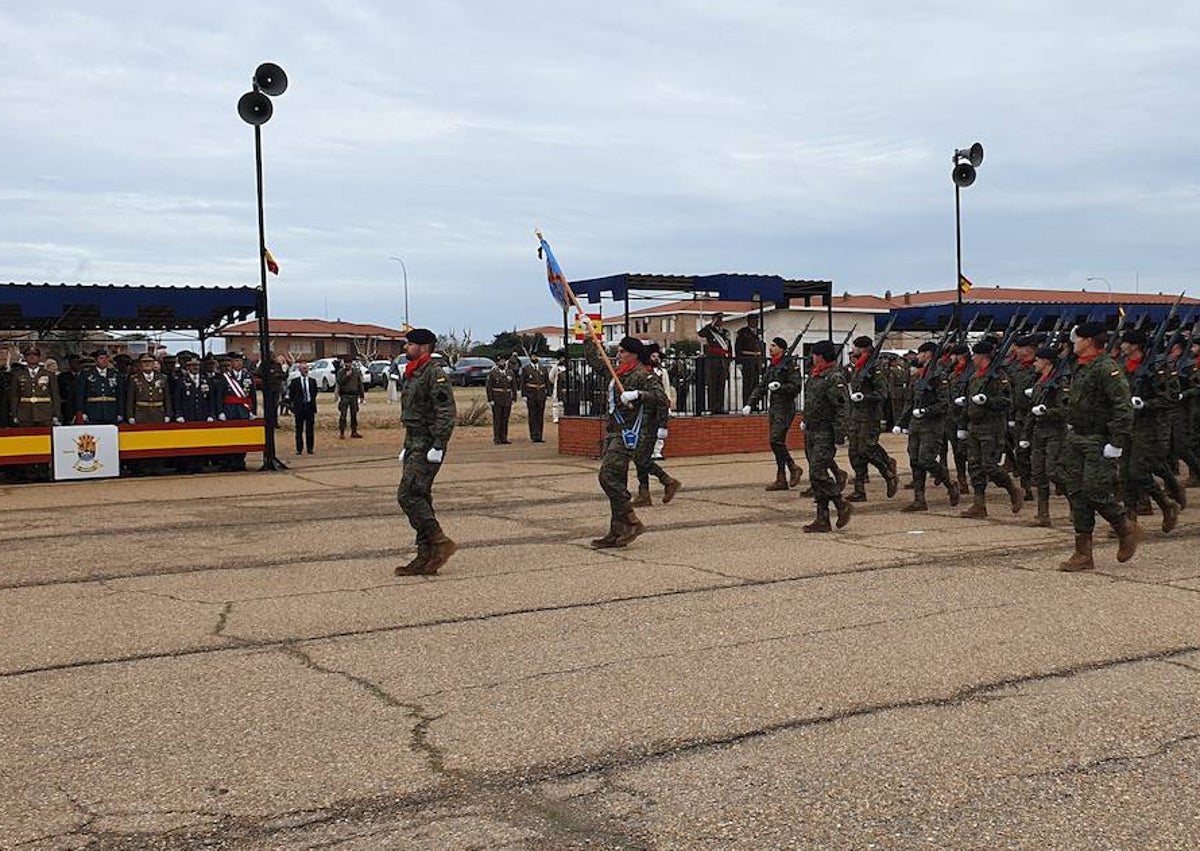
[917,341,938,353]
[972,339,996,355]
[852,336,874,349]
[771,336,788,349]
[1121,328,1149,347]
[1075,321,1108,340]
[811,340,837,360]
[618,336,643,356]
[139,352,157,363]
[227,351,244,360]
[406,328,437,345]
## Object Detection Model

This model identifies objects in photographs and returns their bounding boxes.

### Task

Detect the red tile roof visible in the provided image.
[883,287,1200,306]
[223,319,408,338]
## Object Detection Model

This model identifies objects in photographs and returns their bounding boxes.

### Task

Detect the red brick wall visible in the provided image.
[557,415,805,459]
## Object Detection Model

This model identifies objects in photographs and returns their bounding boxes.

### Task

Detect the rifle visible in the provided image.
[834,324,858,363]
[784,315,815,362]
[1131,293,1184,392]
[980,312,1025,382]
[860,312,898,376]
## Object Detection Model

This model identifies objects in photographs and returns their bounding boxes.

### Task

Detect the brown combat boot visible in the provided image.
[946,480,961,507]
[847,478,868,502]
[1032,488,1051,528]
[885,458,899,498]
[1114,517,1144,563]
[1007,482,1024,514]
[960,493,988,519]
[395,544,431,576]
[787,460,803,488]
[1135,494,1153,516]
[901,487,927,512]
[662,476,682,504]
[803,504,832,533]
[1160,498,1180,533]
[1059,534,1094,571]
[631,485,652,507]
[591,518,622,548]
[420,525,457,574]
[765,471,789,491]
[613,510,645,546]
[1165,476,1187,509]
[834,496,853,529]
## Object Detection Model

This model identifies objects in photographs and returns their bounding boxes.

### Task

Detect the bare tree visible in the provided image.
[437,328,474,364]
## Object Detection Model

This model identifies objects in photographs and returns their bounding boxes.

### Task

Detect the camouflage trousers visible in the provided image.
[397,451,444,542]
[1030,426,1066,490]
[944,420,968,478]
[1062,432,1126,534]
[847,419,892,480]
[907,420,948,487]
[1169,410,1200,477]
[599,434,634,518]
[1121,422,1169,512]
[769,404,797,472]
[967,424,1015,495]
[804,429,842,505]
[635,428,669,488]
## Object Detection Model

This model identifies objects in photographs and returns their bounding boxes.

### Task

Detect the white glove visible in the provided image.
[956,429,969,440]
[218,413,227,421]
[656,428,668,439]
[1024,387,1034,398]
[175,417,185,423]
[81,413,89,423]
[1031,404,1047,417]
[954,396,966,407]
[971,394,988,405]
[205,417,214,422]
[398,448,406,463]
[52,417,61,426]
[1018,440,1031,449]
[1007,420,1016,428]
[892,425,902,435]
[127,418,136,424]
[911,408,924,419]
[426,447,444,463]
[619,390,640,404]
[767,381,781,391]
[800,421,807,431]
[850,391,865,403]
[1130,396,1145,410]
[250,412,260,419]
[741,405,751,416]
[1102,443,1123,459]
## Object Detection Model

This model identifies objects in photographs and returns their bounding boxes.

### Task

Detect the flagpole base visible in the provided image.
[259,455,289,472]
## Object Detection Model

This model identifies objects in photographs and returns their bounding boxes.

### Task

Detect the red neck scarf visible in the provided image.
[615,359,640,377]
[770,353,783,367]
[811,359,836,379]
[1124,356,1142,374]
[952,360,967,377]
[1076,350,1100,366]
[404,353,431,378]
[853,352,870,372]
[974,360,990,378]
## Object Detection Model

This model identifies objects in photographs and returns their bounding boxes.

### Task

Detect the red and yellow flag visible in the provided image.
[264,247,279,276]
[958,273,973,295]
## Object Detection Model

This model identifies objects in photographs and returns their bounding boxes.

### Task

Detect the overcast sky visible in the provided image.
[2,1,1198,342]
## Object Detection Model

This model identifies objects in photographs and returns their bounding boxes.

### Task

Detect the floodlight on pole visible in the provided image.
[951,141,985,338]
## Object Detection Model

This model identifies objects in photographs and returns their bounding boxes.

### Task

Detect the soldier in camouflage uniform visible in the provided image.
[894,341,959,511]
[802,339,853,533]
[845,336,899,502]
[631,343,682,506]
[743,336,804,491]
[1059,322,1143,570]
[1184,336,1200,485]
[1024,345,1069,527]
[584,335,667,548]
[943,343,972,494]
[1119,329,1181,533]
[395,328,458,576]
[956,338,1024,518]
[1006,335,1040,501]
[1165,335,1200,488]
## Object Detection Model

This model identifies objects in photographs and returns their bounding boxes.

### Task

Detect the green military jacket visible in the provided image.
[336,366,364,398]
[126,371,172,423]
[803,364,848,438]
[1024,371,1069,439]
[10,364,60,426]
[1006,359,1037,431]
[846,359,885,424]
[964,363,1012,430]
[485,366,515,405]
[1066,352,1132,448]
[746,356,801,411]
[900,362,950,430]
[1125,356,1177,444]
[584,340,667,439]
[519,364,549,401]
[401,358,456,451]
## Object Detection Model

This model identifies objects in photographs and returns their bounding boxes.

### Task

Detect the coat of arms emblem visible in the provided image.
[73,433,103,473]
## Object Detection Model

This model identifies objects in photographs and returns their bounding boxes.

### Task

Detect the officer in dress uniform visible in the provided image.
[126,353,172,424]
[735,314,765,410]
[519,353,549,442]
[697,313,732,414]
[485,359,515,444]
[75,350,123,424]
[172,357,216,473]
[10,346,60,427]
[218,352,257,471]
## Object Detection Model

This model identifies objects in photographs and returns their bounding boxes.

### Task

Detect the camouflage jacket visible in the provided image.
[1066,352,1132,448]
[401,358,456,450]
[803,364,848,438]
[584,340,667,438]
[747,356,801,411]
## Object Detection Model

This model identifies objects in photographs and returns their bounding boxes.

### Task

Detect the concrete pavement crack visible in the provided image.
[1016,731,1200,780]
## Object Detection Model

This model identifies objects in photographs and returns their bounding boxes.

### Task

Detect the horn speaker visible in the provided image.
[237,91,273,125]
[254,63,288,97]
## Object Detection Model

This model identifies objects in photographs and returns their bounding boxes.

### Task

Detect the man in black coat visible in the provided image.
[288,361,319,455]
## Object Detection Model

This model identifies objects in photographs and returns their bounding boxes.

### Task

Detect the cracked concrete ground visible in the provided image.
[3,432,1200,849]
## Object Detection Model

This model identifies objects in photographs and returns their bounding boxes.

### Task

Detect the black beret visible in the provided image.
[1035,346,1059,361]
[618,336,643,356]
[1121,328,1148,347]
[644,342,661,355]
[917,341,938,354]
[406,328,437,345]
[949,343,970,356]
[811,340,837,360]
[972,339,996,355]
[771,337,788,350]
[1075,321,1108,340]
[852,336,874,349]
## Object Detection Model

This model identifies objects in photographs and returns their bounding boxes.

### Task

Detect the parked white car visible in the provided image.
[297,358,369,392]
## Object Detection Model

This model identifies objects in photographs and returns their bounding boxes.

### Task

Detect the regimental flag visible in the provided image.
[264,247,279,276]
[958,273,973,295]
[537,235,569,310]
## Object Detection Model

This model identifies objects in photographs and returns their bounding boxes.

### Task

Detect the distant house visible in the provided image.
[514,325,567,351]
[221,319,410,361]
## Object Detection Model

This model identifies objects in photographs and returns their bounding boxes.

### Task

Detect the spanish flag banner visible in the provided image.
[264,247,279,276]
[958,273,973,295]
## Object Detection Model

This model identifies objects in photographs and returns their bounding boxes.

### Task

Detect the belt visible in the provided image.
[135,401,164,407]
[88,396,117,402]
[223,396,251,406]
[19,397,51,403]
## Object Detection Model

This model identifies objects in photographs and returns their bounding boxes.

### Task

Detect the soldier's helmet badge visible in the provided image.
[72,433,103,473]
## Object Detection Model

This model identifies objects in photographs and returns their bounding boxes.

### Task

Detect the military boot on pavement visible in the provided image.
[1114,517,1144,563]
[591,518,623,549]
[803,504,832,533]
[765,471,789,491]
[847,477,868,502]
[613,510,645,546]
[1059,534,1094,571]
[395,544,431,576]
[787,460,803,488]
[901,486,928,512]
[1032,488,1052,527]
[631,485,652,507]
[834,496,853,529]
[946,479,961,506]
[420,524,457,574]
[960,493,988,519]
[662,476,682,504]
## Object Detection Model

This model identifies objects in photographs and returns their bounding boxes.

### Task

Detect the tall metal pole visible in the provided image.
[390,256,409,328]
[254,123,283,471]
[954,182,964,340]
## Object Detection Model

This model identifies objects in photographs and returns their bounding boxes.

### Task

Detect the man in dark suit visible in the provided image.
[288,360,319,455]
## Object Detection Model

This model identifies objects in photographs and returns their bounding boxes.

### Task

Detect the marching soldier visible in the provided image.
[894,341,959,511]
[631,343,681,506]
[943,343,972,494]
[802,339,852,533]
[743,336,804,491]
[1024,345,1070,527]
[336,359,365,439]
[394,328,458,576]
[485,359,515,444]
[956,339,1024,518]
[75,350,122,424]
[1185,336,1200,484]
[519,353,549,442]
[9,346,60,427]
[698,313,732,414]
[126,354,172,424]
[1119,329,1181,533]
[1006,335,1040,501]
[584,335,667,548]
[846,335,899,502]
[1060,322,1143,570]
[1165,335,1200,487]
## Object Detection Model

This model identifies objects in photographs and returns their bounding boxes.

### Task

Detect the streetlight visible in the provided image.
[951,141,984,337]
[389,256,410,329]
[1086,276,1112,295]
[237,61,288,471]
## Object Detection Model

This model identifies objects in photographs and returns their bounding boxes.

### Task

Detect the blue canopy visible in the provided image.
[0,283,260,334]
[878,299,1195,332]
[570,273,832,308]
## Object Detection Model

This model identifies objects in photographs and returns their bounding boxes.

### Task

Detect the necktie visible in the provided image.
[303,379,309,403]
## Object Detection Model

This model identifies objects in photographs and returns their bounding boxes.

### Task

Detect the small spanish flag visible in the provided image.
[264,247,279,276]
[958,273,973,295]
